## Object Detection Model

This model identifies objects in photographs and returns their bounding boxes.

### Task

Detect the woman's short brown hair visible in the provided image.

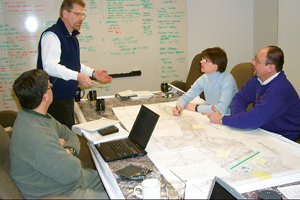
[201,47,228,73]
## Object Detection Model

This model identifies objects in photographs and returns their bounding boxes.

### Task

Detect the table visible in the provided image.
[78,92,181,199]
[77,93,300,199]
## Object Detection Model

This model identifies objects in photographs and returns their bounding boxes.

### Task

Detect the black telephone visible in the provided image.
[98,125,119,136]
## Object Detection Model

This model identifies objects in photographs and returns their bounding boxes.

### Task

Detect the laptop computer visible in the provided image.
[207,176,245,199]
[95,105,160,162]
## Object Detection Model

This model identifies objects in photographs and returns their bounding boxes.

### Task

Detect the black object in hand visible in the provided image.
[98,125,119,136]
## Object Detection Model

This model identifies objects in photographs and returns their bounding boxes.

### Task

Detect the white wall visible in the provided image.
[253,0,278,54]
[186,0,254,73]
[278,0,300,94]
[186,0,300,94]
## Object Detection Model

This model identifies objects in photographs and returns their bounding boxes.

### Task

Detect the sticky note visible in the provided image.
[250,157,268,165]
[250,170,273,180]
[181,114,188,117]
[193,125,204,129]
[215,151,230,158]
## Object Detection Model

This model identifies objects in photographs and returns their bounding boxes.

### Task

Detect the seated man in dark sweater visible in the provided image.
[203,46,300,142]
[10,69,108,199]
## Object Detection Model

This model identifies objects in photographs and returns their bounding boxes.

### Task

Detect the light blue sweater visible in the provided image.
[177,71,238,114]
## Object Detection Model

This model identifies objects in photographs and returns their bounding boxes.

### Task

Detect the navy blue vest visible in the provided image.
[37,18,81,99]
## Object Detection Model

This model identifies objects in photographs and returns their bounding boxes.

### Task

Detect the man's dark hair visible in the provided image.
[266,46,284,72]
[13,69,49,109]
[60,0,86,18]
[201,47,228,73]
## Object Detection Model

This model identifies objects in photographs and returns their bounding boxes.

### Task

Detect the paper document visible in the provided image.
[72,118,129,144]
[277,184,300,199]
[81,123,129,144]
[115,90,154,99]
[169,83,185,95]
[154,146,229,182]
[72,118,119,133]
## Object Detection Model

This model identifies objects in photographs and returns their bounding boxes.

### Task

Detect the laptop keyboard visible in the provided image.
[108,140,138,157]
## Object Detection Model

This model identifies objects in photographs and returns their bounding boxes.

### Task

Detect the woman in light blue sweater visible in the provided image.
[173,47,238,115]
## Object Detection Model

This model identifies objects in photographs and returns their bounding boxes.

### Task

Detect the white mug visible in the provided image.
[134,178,161,199]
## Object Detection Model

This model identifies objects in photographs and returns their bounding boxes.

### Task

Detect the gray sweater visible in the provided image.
[9,108,83,198]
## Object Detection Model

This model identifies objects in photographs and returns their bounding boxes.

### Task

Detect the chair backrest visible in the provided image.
[230,62,254,91]
[185,53,205,91]
[0,110,17,128]
[0,124,23,199]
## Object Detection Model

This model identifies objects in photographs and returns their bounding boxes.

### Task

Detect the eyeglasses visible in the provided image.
[67,10,86,19]
[253,56,268,65]
[48,83,53,90]
[201,58,212,63]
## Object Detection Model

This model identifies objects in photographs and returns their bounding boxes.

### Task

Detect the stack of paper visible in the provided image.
[72,118,129,144]
[115,90,154,99]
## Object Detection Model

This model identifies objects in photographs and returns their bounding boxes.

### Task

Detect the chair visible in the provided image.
[230,62,254,111]
[0,124,23,199]
[170,53,205,99]
[0,110,17,137]
[230,62,254,91]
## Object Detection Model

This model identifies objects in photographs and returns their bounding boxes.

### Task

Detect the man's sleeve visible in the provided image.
[223,81,288,129]
[41,31,78,81]
[55,119,80,154]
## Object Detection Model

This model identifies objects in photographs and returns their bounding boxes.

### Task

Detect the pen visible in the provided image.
[229,151,260,171]
[176,105,180,114]
[170,170,186,182]
[92,85,103,89]
[93,81,104,86]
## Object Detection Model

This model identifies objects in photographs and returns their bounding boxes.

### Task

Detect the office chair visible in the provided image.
[0,110,17,137]
[230,62,254,91]
[230,62,254,111]
[0,110,17,128]
[170,53,205,99]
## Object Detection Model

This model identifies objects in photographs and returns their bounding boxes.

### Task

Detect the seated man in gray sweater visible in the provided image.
[10,69,108,199]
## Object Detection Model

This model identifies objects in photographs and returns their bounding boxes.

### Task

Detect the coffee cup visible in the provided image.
[74,87,85,102]
[96,98,105,111]
[161,83,171,93]
[165,180,186,199]
[134,178,161,199]
[87,90,97,101]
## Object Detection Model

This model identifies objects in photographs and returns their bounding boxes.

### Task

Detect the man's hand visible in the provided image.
[77,73,93,87]
[185,103,196,112]
[172,105,182,116]
[94,69,112,83]
[59,138,66,146]
[64,148,73,155]
[202,105,223,124]
[59,138,72,155]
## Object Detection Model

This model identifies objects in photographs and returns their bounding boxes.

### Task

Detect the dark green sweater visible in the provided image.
[9,108,83,198]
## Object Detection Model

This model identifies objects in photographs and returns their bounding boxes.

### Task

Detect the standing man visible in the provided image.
[37,0,112,129]
[10,69,108,199]
[204,46,300,142]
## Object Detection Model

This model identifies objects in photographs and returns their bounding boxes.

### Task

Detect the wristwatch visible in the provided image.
[66,148,77,156]
[92,70,96,78]
[195,104,199,112]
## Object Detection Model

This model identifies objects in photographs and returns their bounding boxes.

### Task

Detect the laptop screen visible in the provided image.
[129,105,160,149]
[207,177,245,199]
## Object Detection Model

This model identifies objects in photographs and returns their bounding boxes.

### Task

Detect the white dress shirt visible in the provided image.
[258,71,280,85]
[41,31,94,81]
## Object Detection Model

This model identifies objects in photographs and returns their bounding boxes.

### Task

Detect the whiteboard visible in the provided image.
[0,0,187,111]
